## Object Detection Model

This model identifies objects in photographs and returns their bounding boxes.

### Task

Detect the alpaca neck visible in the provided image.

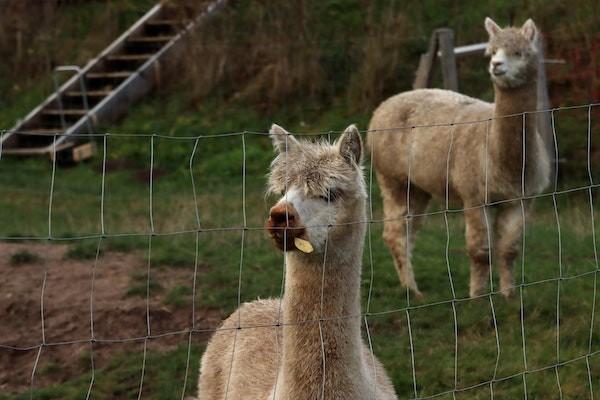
[276,223,367,399]
[490,79,540,193]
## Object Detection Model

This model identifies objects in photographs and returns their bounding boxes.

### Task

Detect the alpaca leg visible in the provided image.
[379,175,429,297]
[495,203,526,297]
[464,207,492,298]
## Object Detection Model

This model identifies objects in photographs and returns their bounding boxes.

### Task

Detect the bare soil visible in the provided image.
[0,242,222,393]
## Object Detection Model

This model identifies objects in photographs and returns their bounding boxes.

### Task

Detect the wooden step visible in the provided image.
[86,71,133,79]
[65,90,112,97]
[16,128,66,136]
[43,109,87,116]
[127,35,174,43]
[3,141,77,156]
[146,19,179,26]
[106,54,153,61]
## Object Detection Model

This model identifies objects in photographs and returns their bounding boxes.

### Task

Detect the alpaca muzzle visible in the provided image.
[266,202,309,252]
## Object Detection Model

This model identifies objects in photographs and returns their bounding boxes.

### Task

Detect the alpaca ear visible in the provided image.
[270,124,299,153]
[484,17,501,38]
[337,124,362,165]
[521,18,538,43]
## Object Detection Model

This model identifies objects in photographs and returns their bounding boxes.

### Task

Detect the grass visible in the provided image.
[126,271,165,298]
[65,241,103,260]
[165,285,193,308]
[9,249,40,266]
[0,1,598,396]
[0,0,600,400]
[0,343,204,400]
[1,128,599,398]
[1,92,599,398]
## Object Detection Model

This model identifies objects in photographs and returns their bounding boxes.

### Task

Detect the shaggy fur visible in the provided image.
[197,125,397,399]
[366,18,551,298]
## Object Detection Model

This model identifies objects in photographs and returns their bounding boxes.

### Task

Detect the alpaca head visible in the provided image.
[266,124,366,255]
[484,17,540,89]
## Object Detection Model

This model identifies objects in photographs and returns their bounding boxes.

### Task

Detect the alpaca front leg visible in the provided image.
[383,217,422,298]
[495,203,526,297]
[464,208,492,298]
[379,177,423,298]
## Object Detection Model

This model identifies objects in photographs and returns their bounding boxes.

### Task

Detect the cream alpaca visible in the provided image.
[367,18,551,298]
[197,125,397,399]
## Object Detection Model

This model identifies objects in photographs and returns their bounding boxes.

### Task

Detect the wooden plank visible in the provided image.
[413,31,438,89]
[65,90,112,97]
[72,142,96,162]
[146,19,179,26]
[16,129,65,136]
[437,28,459,92]
[86,71,133,79]
[127,35,174,43]
[106,54,153,61]
[42,109,87,116]
[536,37,554,176]
[3,141,73,156]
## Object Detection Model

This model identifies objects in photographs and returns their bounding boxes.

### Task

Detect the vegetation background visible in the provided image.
[0,0,598,399]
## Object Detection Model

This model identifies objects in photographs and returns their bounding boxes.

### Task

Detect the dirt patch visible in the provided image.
[0,242,222,394]
[94,159,137,173]
[132,168,168,183]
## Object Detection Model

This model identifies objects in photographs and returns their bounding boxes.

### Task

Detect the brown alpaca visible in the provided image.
[366,18,551,298]
[197,125,397,399]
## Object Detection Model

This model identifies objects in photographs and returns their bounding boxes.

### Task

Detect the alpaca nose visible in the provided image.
[491,60,506,76]
[268,202,300,229]
[492,61,504,68]
[266,202,305,250]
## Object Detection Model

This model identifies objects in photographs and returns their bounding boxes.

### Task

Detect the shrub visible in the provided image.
[9,249,40,266]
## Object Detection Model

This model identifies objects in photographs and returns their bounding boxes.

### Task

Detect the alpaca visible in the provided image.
[197,125,397,399]
[366,17,551,298]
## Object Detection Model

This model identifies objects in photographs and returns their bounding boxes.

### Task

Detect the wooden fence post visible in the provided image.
[413,31,438,89]
[536,37,554,177]
[437,28,458,92]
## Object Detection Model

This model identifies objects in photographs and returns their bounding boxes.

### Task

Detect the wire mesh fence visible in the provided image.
[0,102,599,399]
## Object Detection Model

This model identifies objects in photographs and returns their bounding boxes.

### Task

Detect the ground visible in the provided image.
[0,242,221,396]
[0,1,598,398]
[1,150,600,398]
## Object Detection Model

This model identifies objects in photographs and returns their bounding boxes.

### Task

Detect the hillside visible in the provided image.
[0,1,599,399]
[2,0,598,130]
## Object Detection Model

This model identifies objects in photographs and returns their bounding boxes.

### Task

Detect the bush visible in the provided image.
[9,249,40,266]
[65,241,102,260]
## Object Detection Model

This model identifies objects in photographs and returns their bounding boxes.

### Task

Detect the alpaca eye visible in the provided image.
[320,189,341,203]
[514,51,522,57]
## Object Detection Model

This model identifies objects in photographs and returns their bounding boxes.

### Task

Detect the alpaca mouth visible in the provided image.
[268,226,307,252]
[492,70,506,76]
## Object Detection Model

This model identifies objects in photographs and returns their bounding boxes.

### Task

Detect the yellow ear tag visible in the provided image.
[294,237,314,253]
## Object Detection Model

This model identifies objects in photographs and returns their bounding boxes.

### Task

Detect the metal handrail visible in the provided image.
[52,65,92,134]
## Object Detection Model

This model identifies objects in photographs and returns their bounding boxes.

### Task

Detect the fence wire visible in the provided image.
[0,102,598,399]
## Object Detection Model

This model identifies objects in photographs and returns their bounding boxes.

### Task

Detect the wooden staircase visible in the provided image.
[0,0,227,160]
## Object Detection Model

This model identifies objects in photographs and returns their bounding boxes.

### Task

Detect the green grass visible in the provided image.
[126,271,165,298]
[65,241,103,260]
[1,95,600,398]
[165,285,193,308]
[1,135,599,398]
[0,1,598,396]
[0,344,204,400]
